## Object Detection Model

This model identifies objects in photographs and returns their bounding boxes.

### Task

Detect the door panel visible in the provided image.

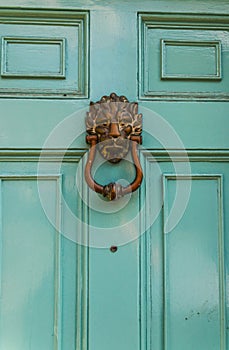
[141,159,228,350]
[0,9,88,98]
[164,174,224,350]
[0,1,228,350]
[0,176,59,350]
[139,13,229,100]
[0,161,85,350]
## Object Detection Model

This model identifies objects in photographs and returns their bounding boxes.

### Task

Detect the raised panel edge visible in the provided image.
[0,8,89,99]
[162,174,226,350]
[0,174,62,350]
[138,12,229,101]
[160,39,221,81]
[1,36,66,79]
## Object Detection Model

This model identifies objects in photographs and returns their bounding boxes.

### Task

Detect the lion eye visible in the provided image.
[96,115,110,127]
[119,115,132,126]
[97,120,109,128]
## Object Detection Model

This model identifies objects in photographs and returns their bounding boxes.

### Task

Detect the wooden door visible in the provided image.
[0,1,228,350]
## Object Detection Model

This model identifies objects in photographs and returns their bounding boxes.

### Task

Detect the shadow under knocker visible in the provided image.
[85,92,143,200]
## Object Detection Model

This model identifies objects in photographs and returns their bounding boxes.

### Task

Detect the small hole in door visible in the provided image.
[110,246,118,253]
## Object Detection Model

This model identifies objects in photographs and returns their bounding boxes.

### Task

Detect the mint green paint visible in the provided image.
[1,37,66,78]
[0,176,61,349]
[160,40,221,80]
[0,9,88,98]
[163,175,225,350]
[139,13,229,100]
[0,1,227,350]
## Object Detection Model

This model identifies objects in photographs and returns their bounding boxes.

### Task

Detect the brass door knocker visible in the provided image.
[85,92,143,200]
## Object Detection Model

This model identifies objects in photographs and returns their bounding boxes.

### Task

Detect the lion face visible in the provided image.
[86,93,142,163]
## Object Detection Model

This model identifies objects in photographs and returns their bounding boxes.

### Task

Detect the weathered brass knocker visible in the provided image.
[85,93,143,200]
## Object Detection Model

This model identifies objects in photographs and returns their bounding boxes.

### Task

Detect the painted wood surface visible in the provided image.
[0,1,227,350]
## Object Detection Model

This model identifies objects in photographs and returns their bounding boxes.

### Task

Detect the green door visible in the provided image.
[0,1,228,350]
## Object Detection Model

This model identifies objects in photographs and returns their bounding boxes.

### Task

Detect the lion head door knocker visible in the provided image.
[85,92,143,200]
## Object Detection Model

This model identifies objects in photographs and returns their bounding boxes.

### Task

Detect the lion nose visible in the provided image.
[109,122,121,138]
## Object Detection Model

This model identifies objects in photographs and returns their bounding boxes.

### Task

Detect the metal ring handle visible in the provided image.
[85,135,143,200]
